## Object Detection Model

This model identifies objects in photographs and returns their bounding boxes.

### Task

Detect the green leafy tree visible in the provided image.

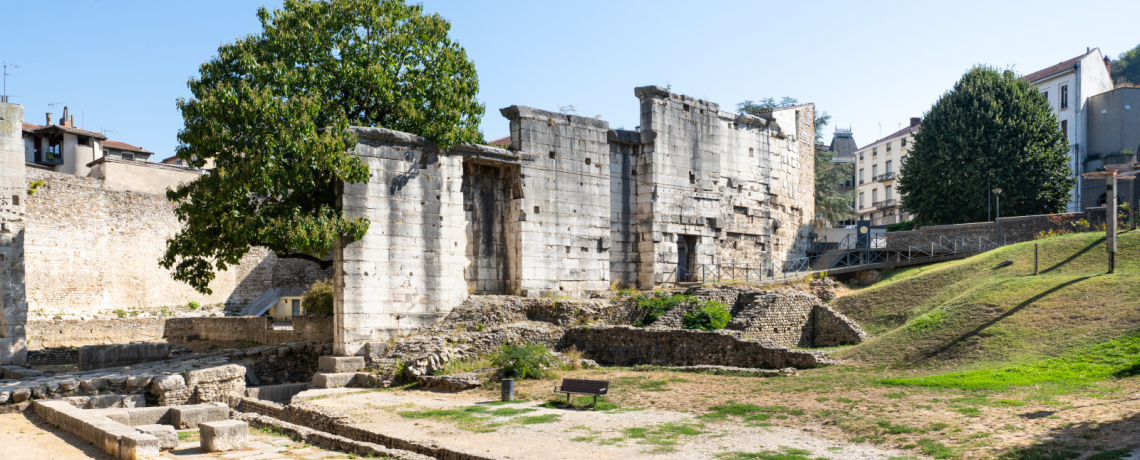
[1111,43,1140,87]
[162,0,484,293]
[738,98,854,223]
[898,65,1074,226]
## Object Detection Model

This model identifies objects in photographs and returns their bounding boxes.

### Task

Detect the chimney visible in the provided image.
[62,107,70,127]
[1105,56,1112,73]
[70,115,74,127]
[910,117,921,127]
[46,112,53,126]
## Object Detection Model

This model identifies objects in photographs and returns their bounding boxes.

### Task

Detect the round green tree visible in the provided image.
[162,0,484,293]
[898,65,1075,226]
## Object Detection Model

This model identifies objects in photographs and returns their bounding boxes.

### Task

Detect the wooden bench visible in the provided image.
[554,378,610,404]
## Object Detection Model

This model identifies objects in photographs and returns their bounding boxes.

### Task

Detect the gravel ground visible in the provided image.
[313,389,913,460]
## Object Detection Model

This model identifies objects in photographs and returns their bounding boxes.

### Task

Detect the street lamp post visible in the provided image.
[1083,163,1140,274]
[992,188,1003,239]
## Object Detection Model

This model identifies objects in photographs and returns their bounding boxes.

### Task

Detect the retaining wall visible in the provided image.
[560,326,834,369]
[163,316,333,344]
[26,318,166,350]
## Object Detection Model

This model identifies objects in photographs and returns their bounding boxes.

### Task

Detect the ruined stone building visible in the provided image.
[333,86,816,354]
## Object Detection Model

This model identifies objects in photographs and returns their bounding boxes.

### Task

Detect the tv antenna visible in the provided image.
[101,128,119,136]
[2,62,16,102]
[48,101,66,110]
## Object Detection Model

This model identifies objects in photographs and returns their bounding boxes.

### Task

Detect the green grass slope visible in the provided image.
[832,230,1140,368]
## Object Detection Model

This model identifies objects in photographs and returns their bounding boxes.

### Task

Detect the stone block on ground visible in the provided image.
[200,420,248,452]
[86,394,123,409]
[244,382,311,403]
[170,405,207,429]
[127,407,171,426]
[135,424,178,450]
[417,372,483,391]
[364,341,388,366]
[87,408,130,424]
[318,356,365,373]
[122,394,146,408]
[311,372,356,388]
[120,432,161,460]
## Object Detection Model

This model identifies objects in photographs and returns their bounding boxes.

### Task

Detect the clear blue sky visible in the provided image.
[3,0,1139,158]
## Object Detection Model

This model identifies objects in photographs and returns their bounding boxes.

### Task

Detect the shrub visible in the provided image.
[303,279,334,315]
[682,301,731,331]
[490,343,557,380]
[634,293,695,326]
[187,301,200,311]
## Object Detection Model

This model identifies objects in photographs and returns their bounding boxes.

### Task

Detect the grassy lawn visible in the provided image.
[483,231,1140,459]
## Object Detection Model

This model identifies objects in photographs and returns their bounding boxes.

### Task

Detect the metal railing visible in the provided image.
[874,171,896,182]
[667,232,1007,284]
[873,199,898,209]
[240,286,307,317]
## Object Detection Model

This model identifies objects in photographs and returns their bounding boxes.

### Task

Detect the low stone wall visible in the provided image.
[26,318,166,350]
[234,398,491,460]
[79,343,171,371]
[811,304,867,346]
[164,316,333,344]
[27,348,79,366]
[560,326,835,369]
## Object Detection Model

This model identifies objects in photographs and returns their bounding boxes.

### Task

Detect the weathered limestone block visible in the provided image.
[135,424,178,450]
[417,372,483,391]
[200,420,248,452]
[169,404,230,429]
[87,394,123,409]
[311,372,356,389]
[127,407,171,426]
[87,408,130,424]
[318,356,364,373]
[120,432,161,460]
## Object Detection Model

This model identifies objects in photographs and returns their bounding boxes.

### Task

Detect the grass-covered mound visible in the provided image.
[832,230,1140,368]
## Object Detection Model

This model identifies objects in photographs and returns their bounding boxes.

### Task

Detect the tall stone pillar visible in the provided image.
[0,102,28,366]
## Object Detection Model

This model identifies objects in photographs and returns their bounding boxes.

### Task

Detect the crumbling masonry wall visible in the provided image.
[334,87,816,354]
[632,87,815,286]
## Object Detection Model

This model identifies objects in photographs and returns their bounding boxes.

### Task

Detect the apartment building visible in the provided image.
[1024,48,1114,212]
[855,118,920,226]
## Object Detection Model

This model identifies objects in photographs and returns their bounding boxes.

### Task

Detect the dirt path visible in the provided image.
[311,389,911,460]
[0,411,116,460]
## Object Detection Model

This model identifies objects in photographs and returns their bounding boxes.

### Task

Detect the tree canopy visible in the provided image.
[738,98,855,224]
[897,65,1074,226]
[163,0,484,293]
[1111,43,1140,87]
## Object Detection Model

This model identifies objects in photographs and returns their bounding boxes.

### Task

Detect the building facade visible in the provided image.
[854,118,919,226]
[819,128,857,227]
[1085,87,1140,211]
[1024,48,1114,212]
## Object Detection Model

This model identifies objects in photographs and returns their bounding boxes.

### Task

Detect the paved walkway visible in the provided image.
[0,412,353,460]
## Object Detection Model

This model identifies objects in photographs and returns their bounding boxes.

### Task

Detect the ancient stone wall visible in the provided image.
[608,130,642,287]
[632,87,814,287]
[163,316,332,345]
[334,127,471,355]
[0,102,28,365]
[560,326,833,369]
[502,106,613,296]
[26,318,166,350]
[21,168,329,317]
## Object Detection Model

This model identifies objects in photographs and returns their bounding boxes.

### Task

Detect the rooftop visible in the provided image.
[487,135,511,147]
[103,140,153,155]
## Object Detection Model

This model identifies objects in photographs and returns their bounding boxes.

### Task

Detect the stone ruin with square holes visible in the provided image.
[333,86,817,355]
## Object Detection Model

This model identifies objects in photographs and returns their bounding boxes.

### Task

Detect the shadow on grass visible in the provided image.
[1039,236,1105,274]
[923,276,1092,360]
[997,411,1139,459]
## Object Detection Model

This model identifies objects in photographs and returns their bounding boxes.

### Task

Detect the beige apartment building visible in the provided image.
[855,117,920,226]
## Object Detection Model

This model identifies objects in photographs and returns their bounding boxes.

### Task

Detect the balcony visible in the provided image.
[874,171,896,182]
[35,152,64,166]
[873,198,898,209]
